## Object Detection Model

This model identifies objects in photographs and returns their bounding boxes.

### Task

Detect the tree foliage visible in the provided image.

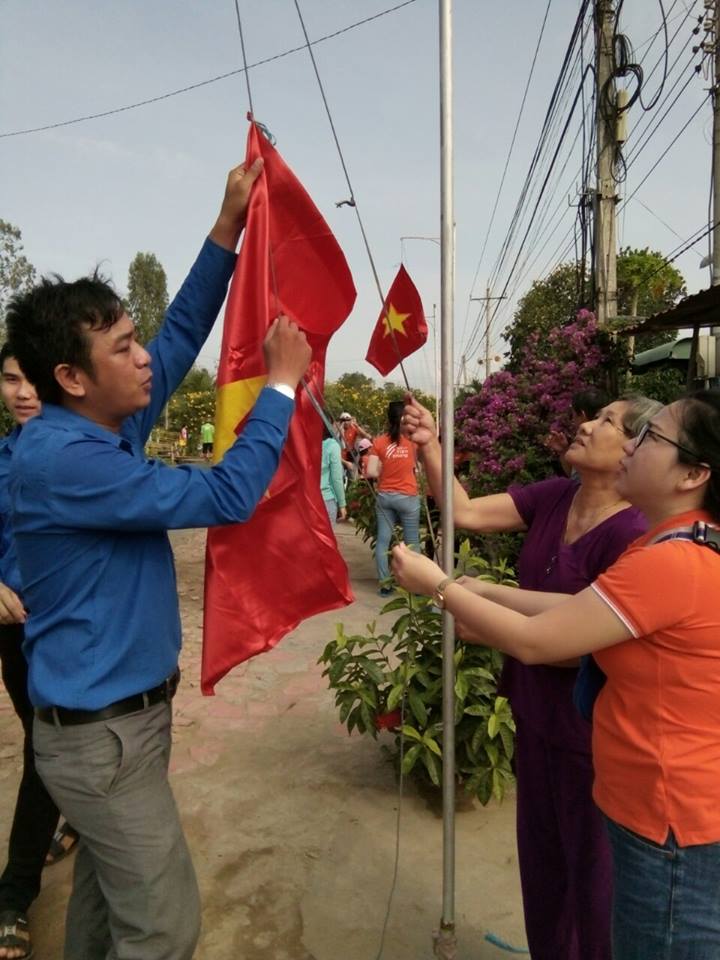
[0,220,36,326]
[503,248,687,364]
[126,252,169,346]
[324,375,435,436]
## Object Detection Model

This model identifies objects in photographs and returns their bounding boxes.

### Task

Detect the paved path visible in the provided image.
[0,523,525,959]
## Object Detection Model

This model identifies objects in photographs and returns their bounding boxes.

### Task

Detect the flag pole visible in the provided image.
[436,0,457,957]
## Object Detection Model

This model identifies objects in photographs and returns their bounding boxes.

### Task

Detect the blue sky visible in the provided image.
[1,0,711,393]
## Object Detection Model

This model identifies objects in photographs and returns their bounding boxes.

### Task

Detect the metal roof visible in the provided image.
[622,286,720,334]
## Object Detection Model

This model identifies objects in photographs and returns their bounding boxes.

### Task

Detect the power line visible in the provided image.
[461,0,554,350]
[0,0,419,139]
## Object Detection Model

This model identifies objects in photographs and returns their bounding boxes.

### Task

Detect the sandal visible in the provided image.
[0,909,33,959]
[44,822,79,867]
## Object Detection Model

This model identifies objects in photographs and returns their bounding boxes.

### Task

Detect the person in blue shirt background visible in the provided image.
[0,345,80,960]
[4,158,312,960]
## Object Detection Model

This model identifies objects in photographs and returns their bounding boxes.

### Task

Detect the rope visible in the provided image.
[233,0,255,118]
[290,0,412,391]
[0,1,420,140]
[226,17,440,952]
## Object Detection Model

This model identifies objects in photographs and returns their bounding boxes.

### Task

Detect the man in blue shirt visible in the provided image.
[4,159,311,960]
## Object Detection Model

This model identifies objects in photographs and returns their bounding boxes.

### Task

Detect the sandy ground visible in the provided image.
[0,523,526,959]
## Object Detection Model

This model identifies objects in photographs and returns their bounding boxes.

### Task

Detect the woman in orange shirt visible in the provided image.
[367,401,420,595]
[392,392,720,959]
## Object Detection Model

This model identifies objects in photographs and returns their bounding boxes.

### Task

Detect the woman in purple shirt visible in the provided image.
[402,392,660,960]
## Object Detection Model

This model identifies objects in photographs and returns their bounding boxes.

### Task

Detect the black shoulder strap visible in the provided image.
[652,520,720,554]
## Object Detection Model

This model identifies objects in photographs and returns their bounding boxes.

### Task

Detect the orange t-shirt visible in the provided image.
[340,424,359,461]
[370,435,418,495]
[591,509,720,845]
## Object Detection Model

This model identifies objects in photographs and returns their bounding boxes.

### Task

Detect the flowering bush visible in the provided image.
[456,309,617,496]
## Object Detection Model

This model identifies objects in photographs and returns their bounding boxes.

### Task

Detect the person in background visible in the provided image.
[399,390,661,960]
[546,386,611,477]
[200,420,215,461]
[355,437,373,480]
[177,424,188,457]
[394,391,720,960]
[338,412,370,479]
[0,345,78,960]
[366,400,420,596]
[320,423,346,524]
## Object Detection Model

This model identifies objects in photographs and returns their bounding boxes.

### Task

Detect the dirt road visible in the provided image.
[0,524,525,959]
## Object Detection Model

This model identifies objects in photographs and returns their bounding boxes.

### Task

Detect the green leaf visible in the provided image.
[408,687,428,726]
[422,748,441,786]
[463,703,491,717]
[357,657,385,686]
[462,666,497,681]
[454,671,469,703]
[499,724,515,760]
[400,725,423,742]
[386,683,405,711]
[422,734,442,757]
[360,702,374,734]
[487,714,500,739]
[401,742,422,775]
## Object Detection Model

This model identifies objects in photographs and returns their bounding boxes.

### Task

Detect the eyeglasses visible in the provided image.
[635,422,710,467]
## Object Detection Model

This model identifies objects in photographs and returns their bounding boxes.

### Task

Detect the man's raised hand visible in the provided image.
[263,315,312,391]
[209,157,265,251]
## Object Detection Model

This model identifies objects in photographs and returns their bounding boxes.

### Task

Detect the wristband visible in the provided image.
[266,382,296,401]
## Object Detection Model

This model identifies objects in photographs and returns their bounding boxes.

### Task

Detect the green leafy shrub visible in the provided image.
[319,542,517,804]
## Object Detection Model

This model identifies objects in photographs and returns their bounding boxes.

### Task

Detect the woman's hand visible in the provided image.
[455,575,489,597]
[401,394,437,447]
[391,543,445,595]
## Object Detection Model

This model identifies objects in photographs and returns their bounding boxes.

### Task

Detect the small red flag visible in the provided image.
[201,121,356,694]
[365,264,428,376]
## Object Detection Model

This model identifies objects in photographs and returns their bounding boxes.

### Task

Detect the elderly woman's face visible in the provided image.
[564,400,632,474]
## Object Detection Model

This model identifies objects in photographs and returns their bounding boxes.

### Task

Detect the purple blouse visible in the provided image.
[502,476,647,753]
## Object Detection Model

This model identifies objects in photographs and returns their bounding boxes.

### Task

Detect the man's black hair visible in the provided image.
[0,342,15,369]
[5,270,124,405]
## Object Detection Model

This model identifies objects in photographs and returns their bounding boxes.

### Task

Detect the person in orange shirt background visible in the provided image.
[367,400,420,595]
[392,390,720,959]
[337,412,370,479]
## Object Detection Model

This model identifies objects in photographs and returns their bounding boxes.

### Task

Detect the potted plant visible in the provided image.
[319,541,517,804]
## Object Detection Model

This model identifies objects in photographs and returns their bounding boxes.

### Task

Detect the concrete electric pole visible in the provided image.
[469,288,506,380]
[594,0,619,327]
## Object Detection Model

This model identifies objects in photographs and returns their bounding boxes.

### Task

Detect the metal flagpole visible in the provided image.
[435,0,457,957]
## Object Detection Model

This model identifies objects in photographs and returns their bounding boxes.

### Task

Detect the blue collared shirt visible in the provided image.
[0,426,22,594]
[9,237,293,709]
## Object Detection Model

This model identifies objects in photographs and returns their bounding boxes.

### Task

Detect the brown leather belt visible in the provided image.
[35,671,180,726]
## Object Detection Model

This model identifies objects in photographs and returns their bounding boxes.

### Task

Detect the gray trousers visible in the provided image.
[33,702,200,960]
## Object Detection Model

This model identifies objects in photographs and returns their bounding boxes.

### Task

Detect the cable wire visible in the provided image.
[0,0,419,139]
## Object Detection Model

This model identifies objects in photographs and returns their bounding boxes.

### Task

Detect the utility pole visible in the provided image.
[470,287,506,380]
[594,0,618,327]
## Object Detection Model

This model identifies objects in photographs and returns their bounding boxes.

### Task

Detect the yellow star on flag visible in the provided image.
[382,302,411,337]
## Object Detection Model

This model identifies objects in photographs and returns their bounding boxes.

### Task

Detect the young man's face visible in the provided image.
[1,356,41,425]
[78,313,153,427]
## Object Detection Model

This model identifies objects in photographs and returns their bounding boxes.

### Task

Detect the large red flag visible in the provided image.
[365,264,428,376]
[201,122,356,694]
